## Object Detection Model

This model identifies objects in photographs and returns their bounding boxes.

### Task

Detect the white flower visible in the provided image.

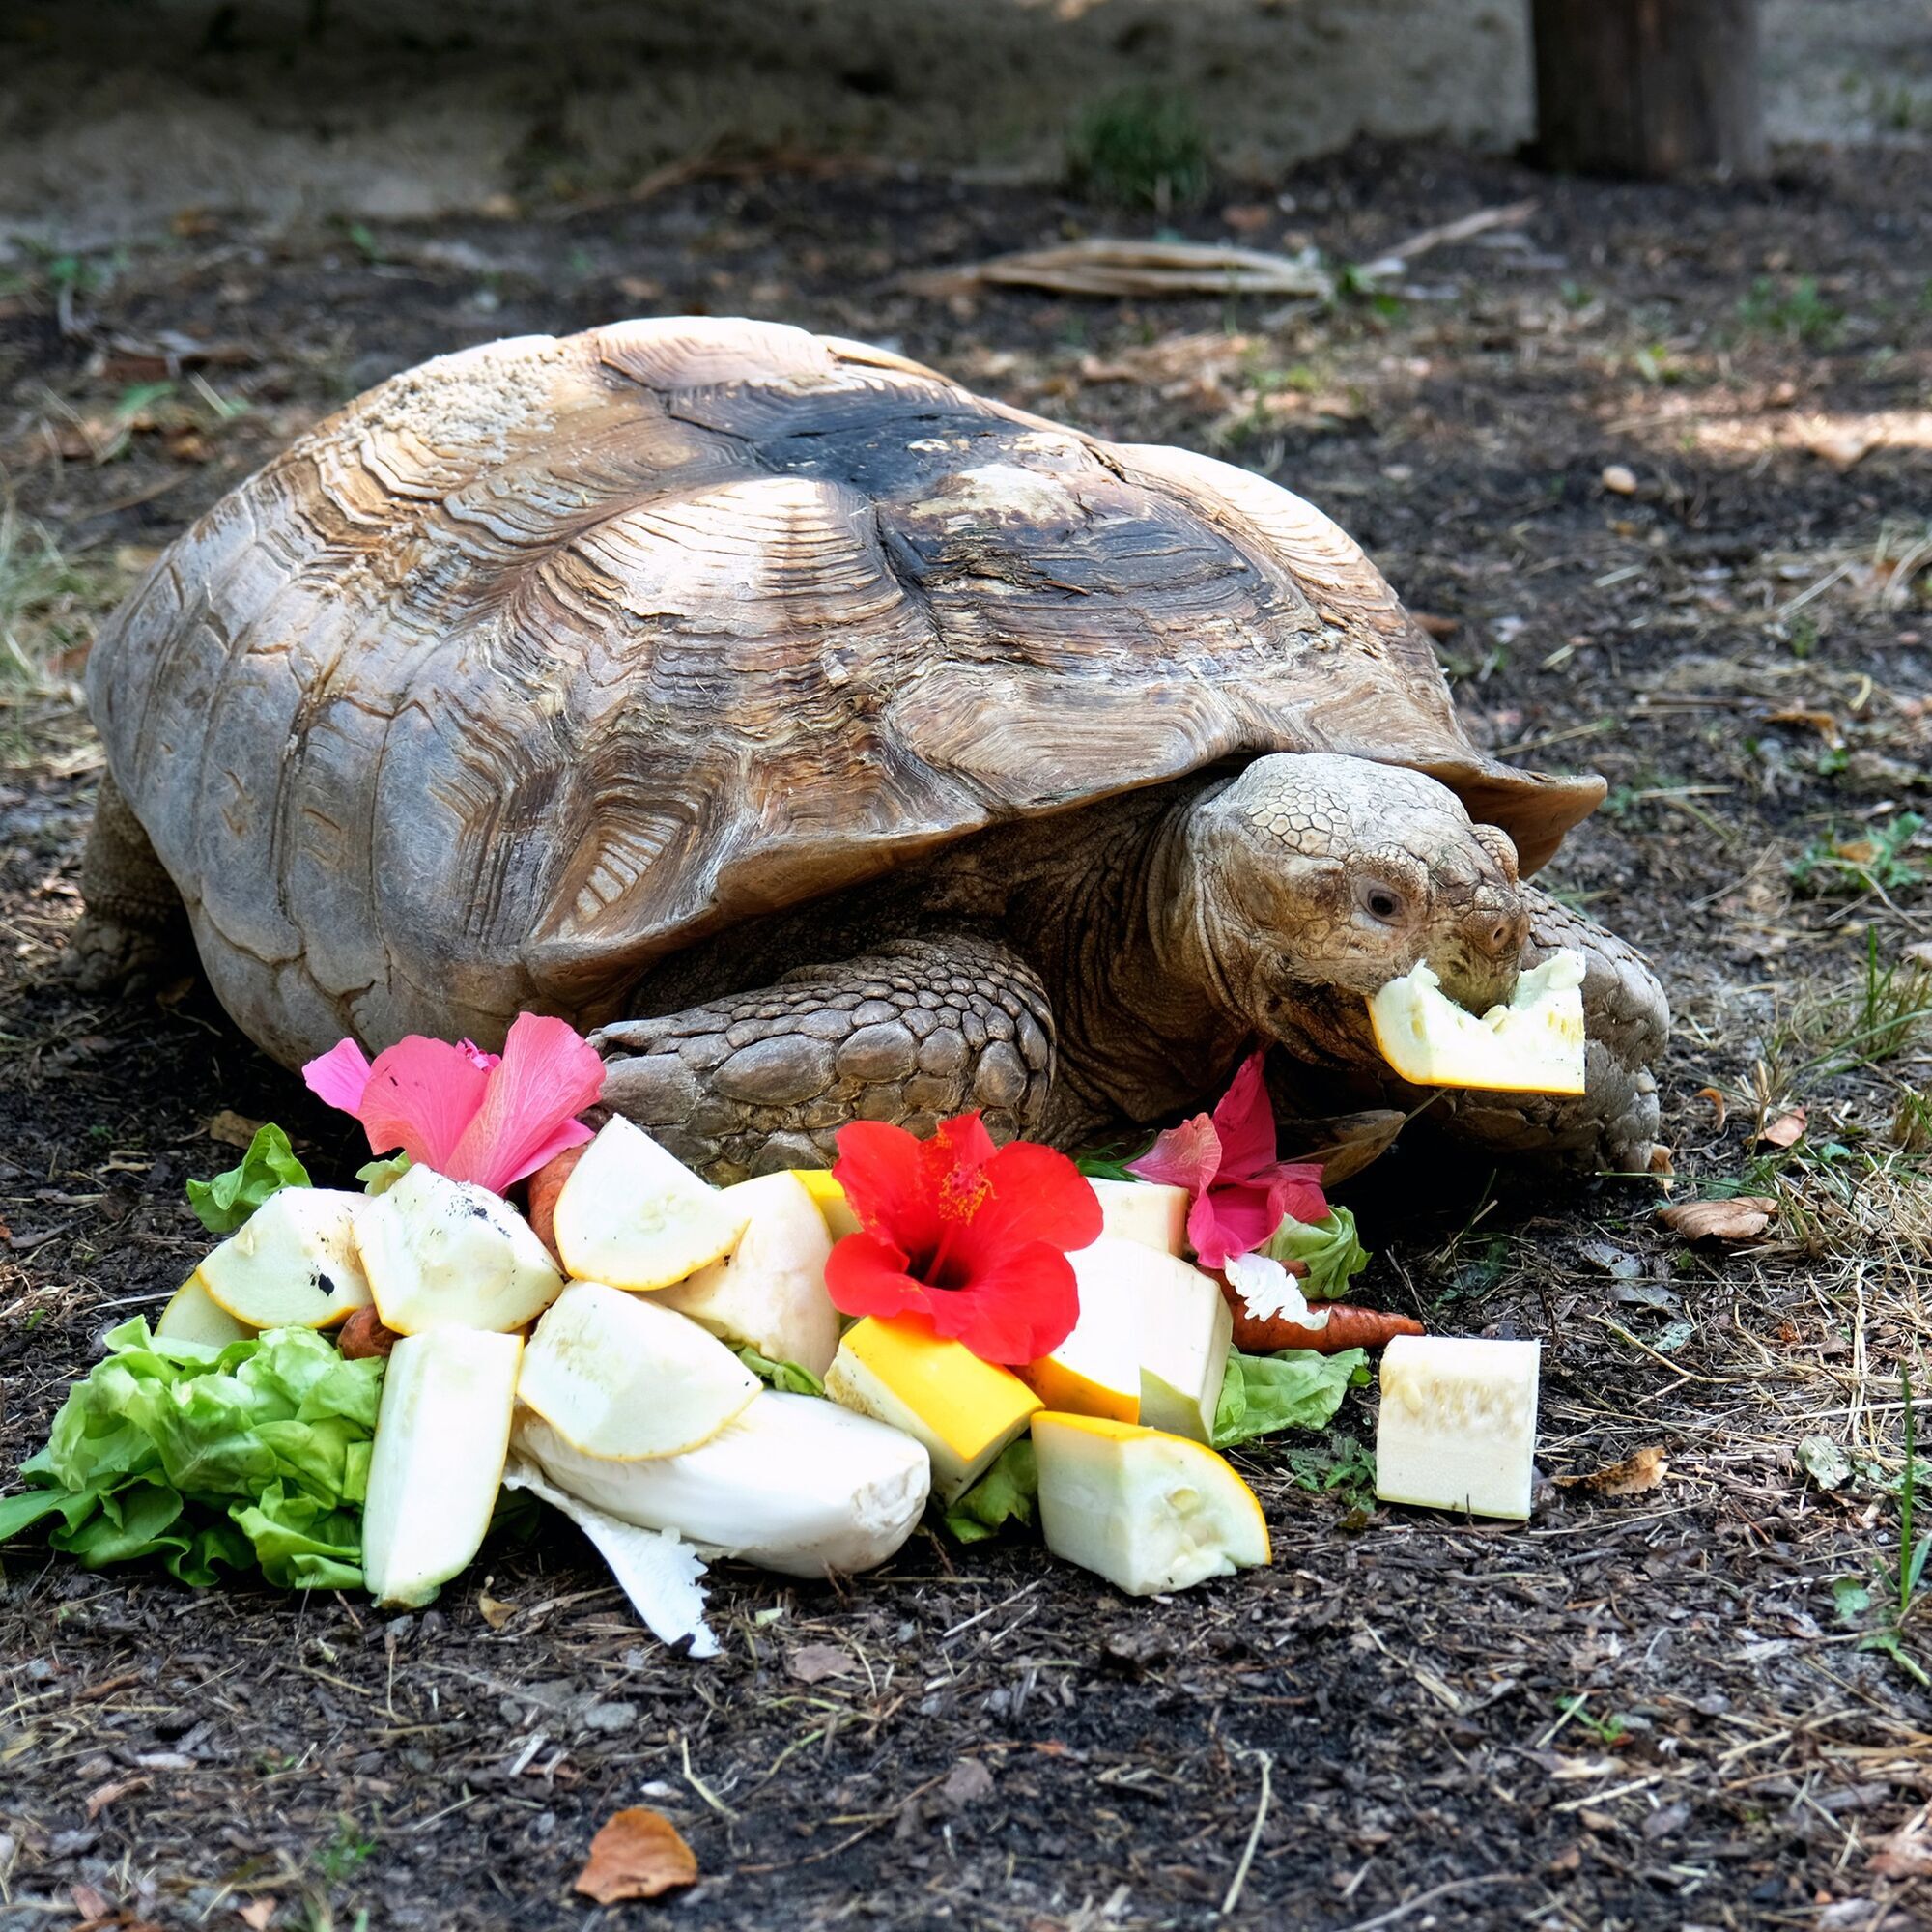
[1223,1251,1328,1330]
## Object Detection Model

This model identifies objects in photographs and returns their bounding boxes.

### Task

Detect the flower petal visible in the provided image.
[834,1122,944,1266]
[302,1037,374,1115]
[919,1240,1080,1365]
[824,1231,934,1323]
[1187,1179,1285,1268]
[1126,1113,1221,1195]
[445,1013,608,1192]
[1209,1050,1279,1182]
[1264,1164,1330,1231]
[355,1036,494,1173]
[969,1140,1102,1256]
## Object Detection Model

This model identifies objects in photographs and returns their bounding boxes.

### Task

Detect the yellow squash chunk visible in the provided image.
[361,1328,523,1607]
[553,1117,749,1291]
[156,1274,254,1346]
[517,1391,930,1577]
[656,1172,839,1377]
[1017,1237,1142,1423]
[1135,1249,1234,1444]
[1033,1412,1270,1596]
[1088,1178,1189,1256]
[518,1280,760,1461]
[1368,949,1586,1095]
[197,1187,371,1329]
[357,1162,565,1335]
[793,1168,862,1240]
[825,1316,1039,1504]
[1375,1334,1540,1520]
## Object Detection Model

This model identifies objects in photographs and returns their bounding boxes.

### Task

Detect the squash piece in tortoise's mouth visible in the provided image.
[1367,949,1587,1096]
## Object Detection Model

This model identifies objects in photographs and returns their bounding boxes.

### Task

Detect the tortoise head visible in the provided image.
[1179,753,1527,1042]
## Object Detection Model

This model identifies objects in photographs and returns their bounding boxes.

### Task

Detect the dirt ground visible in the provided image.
[3,132,1932,1930]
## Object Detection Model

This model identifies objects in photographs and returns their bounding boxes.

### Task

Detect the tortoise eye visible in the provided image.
[1365,888,1403,922]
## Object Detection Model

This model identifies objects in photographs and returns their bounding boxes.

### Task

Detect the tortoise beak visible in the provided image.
[1431,893,1528,1013]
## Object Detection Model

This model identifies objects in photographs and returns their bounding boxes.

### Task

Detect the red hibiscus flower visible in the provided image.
[1126,1050,1327,1267]
[825,1113,1102,1366]
[302,1012,606,1195]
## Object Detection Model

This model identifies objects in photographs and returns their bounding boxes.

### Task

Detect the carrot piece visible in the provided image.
[1216,1279,1423,1354]
[524,1143,587,1261]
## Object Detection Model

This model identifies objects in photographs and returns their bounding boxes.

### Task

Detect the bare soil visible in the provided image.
[3,136,1932,1930]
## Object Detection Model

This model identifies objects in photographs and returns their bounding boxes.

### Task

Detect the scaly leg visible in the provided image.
[68,772,193,992]
[590,935,1056,1183]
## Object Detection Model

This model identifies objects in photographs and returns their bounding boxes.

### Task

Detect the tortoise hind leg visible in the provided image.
[68,772,193,992]
[589,935,1056,1184]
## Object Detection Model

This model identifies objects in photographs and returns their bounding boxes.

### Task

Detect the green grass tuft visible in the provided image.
[1066,87,1210,210]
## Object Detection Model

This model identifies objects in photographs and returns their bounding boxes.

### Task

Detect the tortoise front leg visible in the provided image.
[68,771,193,992]
[589,935,1056,1184]
[1409,884,1668,1173]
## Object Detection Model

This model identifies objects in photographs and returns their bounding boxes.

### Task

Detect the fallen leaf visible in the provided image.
[1658,1197,1776,1242]
[239,1900,277,1931]
[940,1758,995,1809]
[573,1807,698,1903]
[1556,1446,1669,1496]
[1412,611,1459,639]
[1868,1801,1932,1878]
[71,1884,111,1925]
[1798,1436,1854,1492]
[84,1776,147,1820]
[787,1642,859,1685]
[477,1591,517,1631]
[206,1108,265,1150]
[1759,1108,1806,1148]
[1694,1086,1729,1132]
[1796,417,1880,470]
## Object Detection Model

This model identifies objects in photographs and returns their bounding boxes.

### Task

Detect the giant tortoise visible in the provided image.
[76,317,1666,1181]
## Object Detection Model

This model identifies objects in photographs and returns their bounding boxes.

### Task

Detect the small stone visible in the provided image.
[1601,463,1638,496]
[581,1701,638,1733]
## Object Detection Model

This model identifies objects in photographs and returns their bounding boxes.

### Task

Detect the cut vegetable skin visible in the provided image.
[655,1173,839,1377]
[156,1274,253,1346]
[1368,949,1586,1095]
[1375,1333,1540,1520]
[361,1328,522,1607]
[793,1168,862,1240]
[825,1316,1040,1504]
[517,1392,930,1577]
[552,1116,749,1291]
[197,1187,372,1329]
[1032,1411,1269,1596]
[1135,1250,1234,1444]
[357,1162,565,1335]
[1088,1178,1188,1256]
[518,1281,760,1461]
[1017,1236,1142,1422]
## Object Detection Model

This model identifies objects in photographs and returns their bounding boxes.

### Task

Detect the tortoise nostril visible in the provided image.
[1490,921,1512,951]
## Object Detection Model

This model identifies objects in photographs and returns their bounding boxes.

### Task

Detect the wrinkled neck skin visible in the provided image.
[1025,792,1241,1136]
[1040,787,1385,1138]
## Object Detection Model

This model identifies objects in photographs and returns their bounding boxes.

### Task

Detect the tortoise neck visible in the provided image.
[1043,789,1252,1128]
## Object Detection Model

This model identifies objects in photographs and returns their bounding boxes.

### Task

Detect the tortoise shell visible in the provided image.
[87,317,1604,1064]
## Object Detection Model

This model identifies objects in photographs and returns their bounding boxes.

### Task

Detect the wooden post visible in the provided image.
[1530,0,1766,178]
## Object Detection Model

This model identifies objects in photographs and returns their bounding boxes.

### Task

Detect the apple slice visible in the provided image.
[1137,1249,1234,1445]
[552,1117,749,1291]
[197,1187,371,1329]
[357,1162,565,1335]
[1368,949,1586,1095]
[1033,1411,1270,1596]
[1016,1236,1143,1423]
[518,1281,760,1461]
[156,1274,254,1346]
[517,1391,930,1577]
[655,1173,839,1376]
[1088,1179,1188,1255]
[361,1328,523,1607]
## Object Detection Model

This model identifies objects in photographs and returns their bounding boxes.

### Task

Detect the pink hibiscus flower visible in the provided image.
[1126,1050,1327,1267]
[303,1012,606,1195]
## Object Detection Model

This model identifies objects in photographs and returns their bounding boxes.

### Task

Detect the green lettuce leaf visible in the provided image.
[356,1151,412,1195]
[733,1346,827,1397]
[1259,1208,1370,1301]
[0,1317,384,1591]
[942,1439,1037,1544]
[1213,1348,1368,1450]
[185,1124,310,1235]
